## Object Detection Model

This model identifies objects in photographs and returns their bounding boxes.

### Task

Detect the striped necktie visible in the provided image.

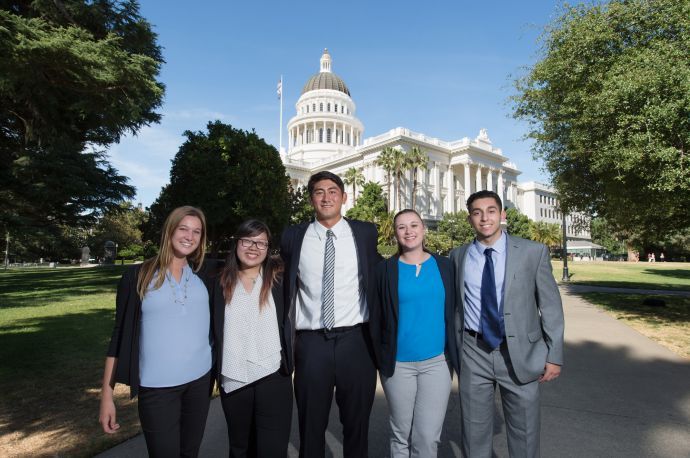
[322,229,335,330]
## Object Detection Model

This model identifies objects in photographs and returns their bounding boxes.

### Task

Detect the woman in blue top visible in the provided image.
[99,206,215,458]
[373,209,457,457]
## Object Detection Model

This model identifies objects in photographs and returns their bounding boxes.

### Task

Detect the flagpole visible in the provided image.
[279,75,283,156]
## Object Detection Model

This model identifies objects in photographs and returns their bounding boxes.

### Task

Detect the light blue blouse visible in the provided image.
[139,265,212,387]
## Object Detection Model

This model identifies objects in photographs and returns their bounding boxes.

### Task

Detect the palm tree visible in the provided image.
[342,167,365,205]
[404,146,428,211]
[529,221,562,248]
[376,147,396,210]
[391,148,407,211]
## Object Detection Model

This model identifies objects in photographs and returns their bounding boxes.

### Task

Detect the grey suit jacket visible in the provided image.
[449,234,564,383]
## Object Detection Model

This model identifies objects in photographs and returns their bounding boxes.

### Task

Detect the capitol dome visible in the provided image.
[301,49,350,96]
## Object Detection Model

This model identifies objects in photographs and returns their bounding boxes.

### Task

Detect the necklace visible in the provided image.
[168,271,189,305]
[239,271,260,284]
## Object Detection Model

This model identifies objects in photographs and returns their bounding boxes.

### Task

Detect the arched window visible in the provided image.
[341,105,344,114]
[326,128,332,143]
[327,103,331,112]
[312,103,316,112]
[334,103,338,113]
[319,128,323,142]
[319,103,323,112]
[306,105,309,113]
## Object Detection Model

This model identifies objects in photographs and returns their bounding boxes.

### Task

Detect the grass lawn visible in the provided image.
[551,260,690,291]
[0,266,140,457]
[578,293,690,358]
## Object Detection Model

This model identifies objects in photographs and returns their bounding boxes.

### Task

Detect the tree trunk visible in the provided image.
[626,242,639,262]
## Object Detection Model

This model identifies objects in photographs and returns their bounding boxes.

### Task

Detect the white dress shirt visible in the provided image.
[296,218,367,330]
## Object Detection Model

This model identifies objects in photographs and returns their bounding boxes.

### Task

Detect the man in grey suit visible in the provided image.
[449,190,564,458]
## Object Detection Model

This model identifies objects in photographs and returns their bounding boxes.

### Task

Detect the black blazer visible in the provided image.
[371,253,459,377]
[210,276,293,390]
[106,260,217,398]
[279,218,383,365]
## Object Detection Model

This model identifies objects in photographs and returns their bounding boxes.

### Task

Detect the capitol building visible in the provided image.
[282,49,590,241]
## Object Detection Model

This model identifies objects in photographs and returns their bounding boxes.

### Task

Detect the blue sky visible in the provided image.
[108,0,565,207]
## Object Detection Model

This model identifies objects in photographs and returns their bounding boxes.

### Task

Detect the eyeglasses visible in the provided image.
[238,238,269,250]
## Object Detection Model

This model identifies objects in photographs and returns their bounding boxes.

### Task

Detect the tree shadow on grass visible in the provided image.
[642,268,690,280]
[0,266,126,309]
[0,308,139,457]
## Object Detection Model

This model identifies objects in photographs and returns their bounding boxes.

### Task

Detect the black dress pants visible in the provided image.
[137,370,211,458]
[220,370,293,458]
[294,324,377,458]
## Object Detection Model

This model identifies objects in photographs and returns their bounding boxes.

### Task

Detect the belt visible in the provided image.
[464,328,482,339]
[298,323,365,335]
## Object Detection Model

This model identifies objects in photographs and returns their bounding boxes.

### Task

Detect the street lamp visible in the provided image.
[561,209,569,282]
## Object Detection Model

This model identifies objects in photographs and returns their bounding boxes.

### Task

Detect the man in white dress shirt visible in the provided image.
[281,171,382,458]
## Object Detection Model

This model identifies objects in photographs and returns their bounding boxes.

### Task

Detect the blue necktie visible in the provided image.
[480,248,503,349]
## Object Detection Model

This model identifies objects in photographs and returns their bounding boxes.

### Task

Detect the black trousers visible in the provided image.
[220,370,293,458]
[294,324,377,458]
[137,370,212,458]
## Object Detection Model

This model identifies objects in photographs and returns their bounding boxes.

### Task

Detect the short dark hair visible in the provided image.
[307,171,345,195]
[466,190,503,212]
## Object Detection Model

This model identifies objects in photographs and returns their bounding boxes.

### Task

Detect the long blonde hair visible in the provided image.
[136,206,207,299]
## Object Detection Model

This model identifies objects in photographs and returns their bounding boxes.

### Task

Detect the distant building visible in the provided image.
[282,49,590,241]
[517,181,591,241]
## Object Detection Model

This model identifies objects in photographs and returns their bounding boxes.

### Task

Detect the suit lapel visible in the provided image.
[290,223,310,290]
[456,245,469,306]
[503,235,520,306]
[388,256,399,322]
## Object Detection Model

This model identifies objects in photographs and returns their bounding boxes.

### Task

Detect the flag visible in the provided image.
[277,79,282,99]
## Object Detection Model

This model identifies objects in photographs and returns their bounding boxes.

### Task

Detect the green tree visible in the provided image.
[529,221,562,248]
[89,202,147,258]
[505,207,532,240]
[289,185,314,225]
[590,217,627,256]
[405,146,428,211]
[147,121,291,255]
[376,147,397,209]
[342,167,365,205]
[437,211,474,247]
[1,1,164,234]
[512,0,690,258]
[346,182,388,223]
[424,230,453,255]
[377,212,396,247]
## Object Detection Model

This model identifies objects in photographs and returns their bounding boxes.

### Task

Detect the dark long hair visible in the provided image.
[219,219,283,310]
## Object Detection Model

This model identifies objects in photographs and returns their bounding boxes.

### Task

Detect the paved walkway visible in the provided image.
[98,288,690,457]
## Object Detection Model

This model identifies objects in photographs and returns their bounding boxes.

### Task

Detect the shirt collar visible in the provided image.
[311,217,347,241]
[473,231,506,255]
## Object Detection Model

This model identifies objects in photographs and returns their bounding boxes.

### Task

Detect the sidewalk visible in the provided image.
[98,288,690,457]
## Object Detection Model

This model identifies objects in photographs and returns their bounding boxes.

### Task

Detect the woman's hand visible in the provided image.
[99,394,120,433]
[99,356,120,433]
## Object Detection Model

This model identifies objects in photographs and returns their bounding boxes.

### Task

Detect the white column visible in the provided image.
[498,171,504,203]
[434,162,441,217]
[464,163,471,199]
[448,166,456,213]
[313,121,316,143]
[350,126,354,146]
[487,168,493,192]
[476,166,483,191]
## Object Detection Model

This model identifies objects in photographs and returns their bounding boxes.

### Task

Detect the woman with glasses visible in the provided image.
[372,209,457,458]
[99,206,215,457]
[212,219,293,457]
